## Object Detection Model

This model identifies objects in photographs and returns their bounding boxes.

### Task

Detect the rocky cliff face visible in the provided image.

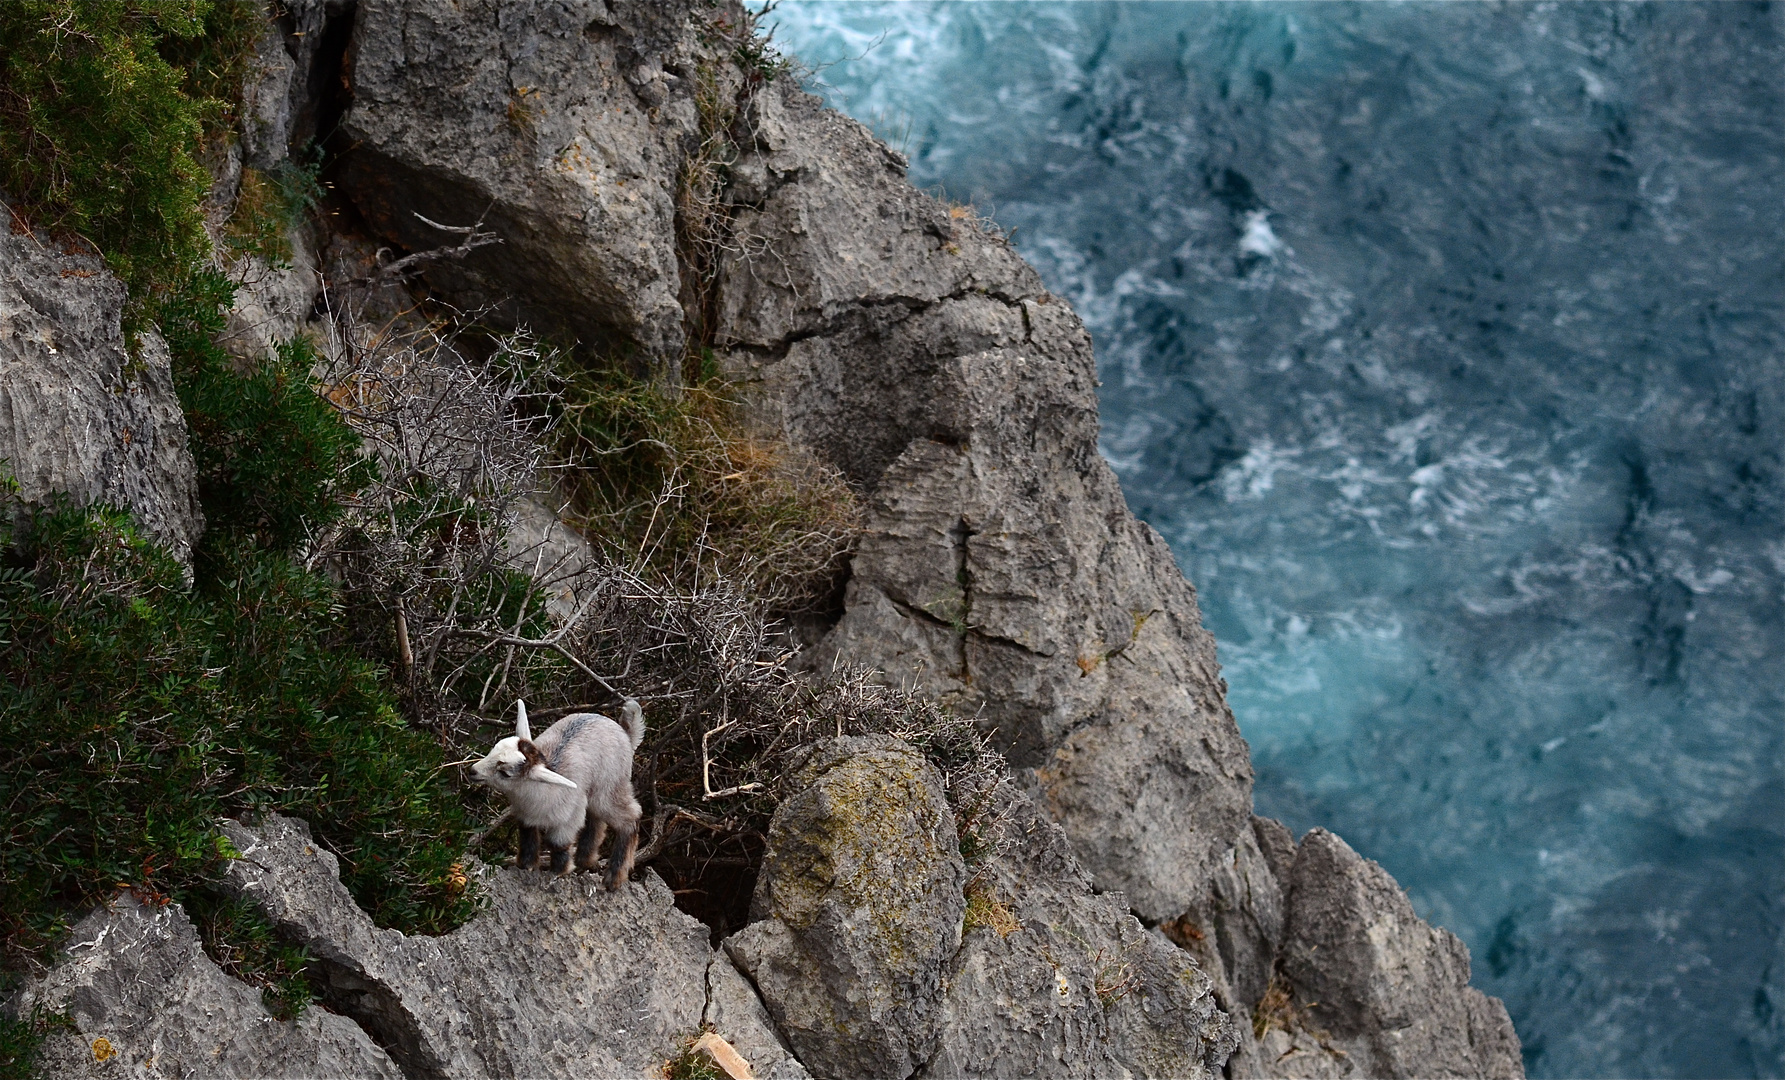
[0,203,203,561]
[6,2,1522,1077]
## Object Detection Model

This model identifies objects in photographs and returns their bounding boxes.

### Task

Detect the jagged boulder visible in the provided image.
[338,0,715,364]
[217,815,768,1079]
[8,891,401,1079]
[726,736,968,1080]
[0,204,203,560]
[923,782,1237,1080]
[1248,829,1523,1079]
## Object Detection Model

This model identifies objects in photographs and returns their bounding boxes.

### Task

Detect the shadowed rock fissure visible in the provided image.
[306,955,449,1080]
[725,286,1034,365]
[948,516,973,681]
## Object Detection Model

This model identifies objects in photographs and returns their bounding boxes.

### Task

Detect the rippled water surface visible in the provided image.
[766,4,1785,1076]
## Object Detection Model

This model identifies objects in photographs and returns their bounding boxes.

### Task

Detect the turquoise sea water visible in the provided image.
[765,4,1785,1077]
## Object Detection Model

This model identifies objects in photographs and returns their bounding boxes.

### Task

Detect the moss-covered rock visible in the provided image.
[726,736,966,1080]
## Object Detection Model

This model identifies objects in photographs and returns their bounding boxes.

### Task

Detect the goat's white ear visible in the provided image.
[529,764,579,789]
[515,699,532,743]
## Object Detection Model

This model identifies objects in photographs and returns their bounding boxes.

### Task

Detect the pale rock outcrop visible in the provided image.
[702,952,813,1080]
[1246,829,1523,1080]
[10,891,401,1080]
[923,776,1237,1080]
[216,815,715,1079]
[0,205,203,559]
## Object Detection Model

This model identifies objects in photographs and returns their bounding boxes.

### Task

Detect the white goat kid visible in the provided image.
[471,699,646,889]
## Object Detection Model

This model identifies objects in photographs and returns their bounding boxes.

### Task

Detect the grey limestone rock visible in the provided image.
[339,0,715,364]
[1259,829,1523,1080]
[8,891,401,1079]
[703,952,813,1080]
[239,19,298,171]
[219,814,715,1079]
[713,77,1255,931]
[922,782,1238,1080]
[0,207,203,560]
[725,736,968,1080]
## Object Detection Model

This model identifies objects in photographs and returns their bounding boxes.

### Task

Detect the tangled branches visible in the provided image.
[553,369,859,619]
[304,294,574,731]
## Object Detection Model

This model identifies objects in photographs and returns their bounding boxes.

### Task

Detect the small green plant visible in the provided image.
[961,882,1021,938]
[225,153,325,266]
[0,1004,69,1080]
[662,1027,726,1080]
[1092,946,1138,1011]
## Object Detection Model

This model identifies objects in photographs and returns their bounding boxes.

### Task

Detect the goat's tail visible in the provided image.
[620,698,646,750]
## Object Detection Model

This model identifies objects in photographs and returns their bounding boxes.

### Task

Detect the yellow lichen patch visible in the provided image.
[92,1036,116,1062]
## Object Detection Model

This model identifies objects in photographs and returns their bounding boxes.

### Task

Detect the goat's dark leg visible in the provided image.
[603,824,637,891]
[574,811,606,872]
[548,843,570,876]
[517,826,540,870]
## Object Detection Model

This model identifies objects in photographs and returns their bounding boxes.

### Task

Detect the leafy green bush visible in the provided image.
[158,267,373,553]
[0,267,480,976]
[0,1,262,301]
[0,504,481,964]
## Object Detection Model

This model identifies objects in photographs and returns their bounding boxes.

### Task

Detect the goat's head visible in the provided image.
[470,700,579,791]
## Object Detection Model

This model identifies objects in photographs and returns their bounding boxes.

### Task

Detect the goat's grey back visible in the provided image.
[534,709,641,825]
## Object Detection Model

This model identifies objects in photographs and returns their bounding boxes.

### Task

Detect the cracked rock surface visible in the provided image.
[218,815,733,1079]
[339,0,710,364]
[1243,829,1523,1080]
[0,201,203,560]
[714,75,1258,935]
[9,891,401,1079]
[922,776,1237,1080]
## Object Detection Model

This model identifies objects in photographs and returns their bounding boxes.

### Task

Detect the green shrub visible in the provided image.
[0,269,480,976]
[182,886,317,1020]
[0,2,262,302]
[0,1005,66,1080]
[0,504,481,965]
[158,267,373,553]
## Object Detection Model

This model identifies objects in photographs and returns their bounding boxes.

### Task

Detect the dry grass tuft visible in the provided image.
[962,883,1022,938]
[554,367,860,618]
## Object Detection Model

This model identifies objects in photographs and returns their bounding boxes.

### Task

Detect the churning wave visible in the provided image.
[766,3,1785,1077]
